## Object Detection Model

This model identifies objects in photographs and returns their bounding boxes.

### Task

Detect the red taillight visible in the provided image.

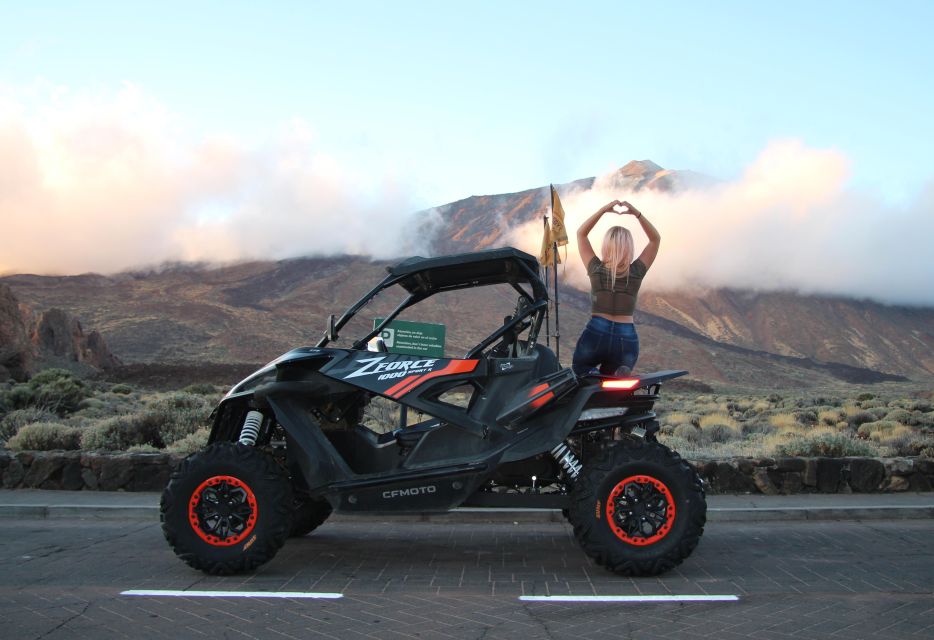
[602,378,640,390]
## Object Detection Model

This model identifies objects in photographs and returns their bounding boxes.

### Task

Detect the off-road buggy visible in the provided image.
[161,247,706,576]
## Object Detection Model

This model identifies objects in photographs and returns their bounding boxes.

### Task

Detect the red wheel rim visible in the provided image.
[188,475,258,547]
[605,474,676,546]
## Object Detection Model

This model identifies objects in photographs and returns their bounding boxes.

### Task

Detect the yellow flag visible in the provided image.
[550,185,569,247]
[539,222,555,266]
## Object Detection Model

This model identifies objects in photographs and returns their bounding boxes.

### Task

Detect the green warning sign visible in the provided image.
[374,318,446,358]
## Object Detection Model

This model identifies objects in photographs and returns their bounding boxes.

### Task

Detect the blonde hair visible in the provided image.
[601,226,634,289]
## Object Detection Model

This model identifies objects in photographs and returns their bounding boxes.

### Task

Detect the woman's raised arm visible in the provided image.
[577,200,620,266]
[622,201,661,269]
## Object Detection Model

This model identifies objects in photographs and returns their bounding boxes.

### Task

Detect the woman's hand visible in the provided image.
[599,200,622,215]
[619,200,642,217]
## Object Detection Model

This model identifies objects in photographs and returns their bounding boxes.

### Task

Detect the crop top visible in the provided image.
[587,256,648,316]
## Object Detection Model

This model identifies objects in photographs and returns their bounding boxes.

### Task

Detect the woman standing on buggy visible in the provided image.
[572,199,661,377]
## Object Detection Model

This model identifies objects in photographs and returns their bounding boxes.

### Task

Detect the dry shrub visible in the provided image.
[661,412,697,428]
[1,407,57,445]
[869,424,914,444]
[6,422,82,451]
[143,392,213,445]
[673,424,702,443]
[752,400,772,412]
[697,413,741,442]
[819,409,845,426]
[769,413,802,432]
[772,429,877,457]
[846,410,876,429]
[167,427,211,454]
[883,409,914,425]
[856,420,900,439]
[81,414,163,451]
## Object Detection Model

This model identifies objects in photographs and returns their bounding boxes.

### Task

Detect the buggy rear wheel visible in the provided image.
[161,442,293,575]
[568,439,706,576]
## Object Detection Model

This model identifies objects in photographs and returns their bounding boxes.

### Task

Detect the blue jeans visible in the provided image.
[572,317,639,376]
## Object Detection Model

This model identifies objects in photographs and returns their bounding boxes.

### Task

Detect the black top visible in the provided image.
[587,256,649,316]
[387,247,546,299]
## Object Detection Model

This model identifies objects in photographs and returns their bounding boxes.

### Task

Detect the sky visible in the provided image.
[1,1,933,302]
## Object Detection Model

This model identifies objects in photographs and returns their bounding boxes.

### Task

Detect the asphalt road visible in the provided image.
[1,516,932,639]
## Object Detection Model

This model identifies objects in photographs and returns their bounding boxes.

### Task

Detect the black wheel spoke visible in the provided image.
[612,479,671,540]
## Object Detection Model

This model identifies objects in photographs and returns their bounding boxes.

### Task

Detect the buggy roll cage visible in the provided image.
[315,247,550,359]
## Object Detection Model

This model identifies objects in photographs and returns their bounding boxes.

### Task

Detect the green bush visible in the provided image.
[1,385,37,411]
[80,414,164,451]
[673,424,702,443]
[847,410,876,429]
[857,392,875,402]
[111,383,134,395]
[1,407,56,445]
[773,432,877,457]
[144,392,213,445]
[884,409,915,425]
[878,433,934,457]
[73,392,138,420]
[794,410,819,426]
[6,422,82,451]
[3,369,91,415]
[167,427,211,454]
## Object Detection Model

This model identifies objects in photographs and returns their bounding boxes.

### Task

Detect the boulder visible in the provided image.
[817,458,845,493]
[22,454,64,489]
[753,469,779,495]
[98,455,133,491]
[847,458,885,493]
[802,458,818,487]
[0,284,33,381]
[884,475,910,492]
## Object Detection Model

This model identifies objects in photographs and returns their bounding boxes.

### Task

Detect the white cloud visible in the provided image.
[0,82,422,274]
[509,140,934,306]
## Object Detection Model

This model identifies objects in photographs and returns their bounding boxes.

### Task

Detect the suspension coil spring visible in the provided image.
[238,410,264,446]
[551,442,582,479]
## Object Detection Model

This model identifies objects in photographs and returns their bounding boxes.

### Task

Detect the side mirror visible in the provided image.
[326,314,338,342]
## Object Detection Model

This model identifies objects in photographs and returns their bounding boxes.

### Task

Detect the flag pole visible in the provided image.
[551,186,560,364]
[542,212,550,348]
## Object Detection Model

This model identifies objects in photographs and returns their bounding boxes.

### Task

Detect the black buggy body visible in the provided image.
[161,247,706,576]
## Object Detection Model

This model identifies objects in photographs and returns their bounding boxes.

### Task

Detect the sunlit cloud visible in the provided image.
[0,82,424,275]
[509,140,934,306]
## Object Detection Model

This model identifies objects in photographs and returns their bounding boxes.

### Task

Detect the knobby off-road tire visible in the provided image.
[161,442,293,575]
[289,495,332,537]
[568,439,706,576]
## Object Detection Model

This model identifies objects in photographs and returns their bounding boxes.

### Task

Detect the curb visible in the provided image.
[2,503,932,523]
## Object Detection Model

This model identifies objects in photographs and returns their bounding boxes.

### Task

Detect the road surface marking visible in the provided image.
[121,590,343,599]
[519,594,739,603]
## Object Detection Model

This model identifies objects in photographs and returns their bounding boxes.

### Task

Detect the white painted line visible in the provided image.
[519,594,739,603]
[121,590,343,599]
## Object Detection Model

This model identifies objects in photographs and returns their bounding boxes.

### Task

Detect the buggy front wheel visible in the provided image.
[161,443,293,575]
[567,439,706,576]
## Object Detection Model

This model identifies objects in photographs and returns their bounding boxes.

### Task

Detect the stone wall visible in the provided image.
[1,451,933,494]
[0,451,185,492]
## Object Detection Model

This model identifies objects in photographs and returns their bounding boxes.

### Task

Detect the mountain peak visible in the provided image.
[618,159,663,176]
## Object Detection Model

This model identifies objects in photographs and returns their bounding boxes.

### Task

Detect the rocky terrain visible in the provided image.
[0,284,119,382]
